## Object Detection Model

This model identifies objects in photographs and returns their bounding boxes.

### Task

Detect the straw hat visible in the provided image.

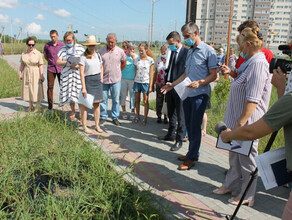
[82,35,100,46]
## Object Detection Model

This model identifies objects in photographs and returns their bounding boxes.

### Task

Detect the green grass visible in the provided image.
[0,112,166,219]
[0,58,21,98]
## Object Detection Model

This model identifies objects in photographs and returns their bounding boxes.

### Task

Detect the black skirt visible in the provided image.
[85,74,103,103]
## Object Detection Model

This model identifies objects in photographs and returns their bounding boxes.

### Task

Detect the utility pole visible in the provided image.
[0,26,4,43]
[225,0,234,79]
[17,27,22,44]
[149,0,161,50]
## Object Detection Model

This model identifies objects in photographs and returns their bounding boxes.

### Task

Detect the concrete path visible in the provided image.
[0,55,289,219]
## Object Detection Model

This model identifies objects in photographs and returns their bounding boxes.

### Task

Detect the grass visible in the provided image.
[0,112,166,219]
[0,58,21,98]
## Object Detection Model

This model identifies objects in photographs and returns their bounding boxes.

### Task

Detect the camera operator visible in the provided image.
[220,61,292,218]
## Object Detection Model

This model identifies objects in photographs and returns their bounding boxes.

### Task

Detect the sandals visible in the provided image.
[140,120,147,126]
[228,197,254,207]
[202,129,206,136]
[132,117,140,124]
[84,128,95,134]
[213,186,236,196]
[95,126,103,133]
[69,113,75,119]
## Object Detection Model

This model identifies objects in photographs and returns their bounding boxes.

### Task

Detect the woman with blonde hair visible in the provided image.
[133,42,154,125]
[213,27,272,206]
[57,31,85,119]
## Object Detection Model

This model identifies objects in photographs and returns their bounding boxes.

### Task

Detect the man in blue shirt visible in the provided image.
[162,22,217,170]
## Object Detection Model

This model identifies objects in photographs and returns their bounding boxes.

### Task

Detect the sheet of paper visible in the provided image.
[77,92,94,109]
[174,77,194,101]
[216,135,253,156]
[255,146,287,190]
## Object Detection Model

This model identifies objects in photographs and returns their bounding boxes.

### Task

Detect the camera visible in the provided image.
[269,58,292,73]
[269,44,292,73]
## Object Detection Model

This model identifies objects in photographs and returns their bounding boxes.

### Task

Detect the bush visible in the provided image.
[213,77,231,110]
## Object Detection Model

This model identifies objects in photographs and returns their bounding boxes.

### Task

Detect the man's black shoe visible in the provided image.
[113,119,121,126]
[100,119,106,125]
[158,135,175,141]
[170,141,183,151]
[157,117,162,123]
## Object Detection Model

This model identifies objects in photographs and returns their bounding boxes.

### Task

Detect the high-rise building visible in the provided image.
[196,0,292,53]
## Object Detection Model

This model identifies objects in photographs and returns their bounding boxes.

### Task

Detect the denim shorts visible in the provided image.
[133,82,149,94]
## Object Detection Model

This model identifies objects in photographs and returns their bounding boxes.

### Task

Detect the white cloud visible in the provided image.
[0,13,9,23]
[0,0,18,8]
[53,9,71,18]
[35,14,45,20]
[25,22,42,35]
[13,18,21,25]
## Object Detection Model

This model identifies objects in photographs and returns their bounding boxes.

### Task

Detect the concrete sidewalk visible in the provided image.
[0,55,288,219]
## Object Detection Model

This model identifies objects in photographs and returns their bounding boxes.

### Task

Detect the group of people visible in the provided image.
[17,20,292,219]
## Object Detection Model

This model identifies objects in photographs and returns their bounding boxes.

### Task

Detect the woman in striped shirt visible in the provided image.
[57,31,85,119]
[213,27,272,207]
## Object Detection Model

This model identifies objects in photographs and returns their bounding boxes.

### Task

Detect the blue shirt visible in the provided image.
[217,53,226,66]
[122,53,138,80]
[185,42,217,97]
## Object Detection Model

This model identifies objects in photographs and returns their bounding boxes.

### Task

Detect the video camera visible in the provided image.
[269,44,292,73]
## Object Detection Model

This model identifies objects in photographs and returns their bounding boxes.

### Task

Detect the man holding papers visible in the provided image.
[158,31,188,152]
[162,22,217,170]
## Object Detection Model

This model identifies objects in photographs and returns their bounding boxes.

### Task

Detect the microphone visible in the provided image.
[278,44,292,51]
[215,121,232,145]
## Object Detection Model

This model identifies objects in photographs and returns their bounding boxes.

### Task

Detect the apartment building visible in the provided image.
[196,0,292,52]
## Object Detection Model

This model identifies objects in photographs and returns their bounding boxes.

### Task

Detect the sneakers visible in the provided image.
[113,119,121,126]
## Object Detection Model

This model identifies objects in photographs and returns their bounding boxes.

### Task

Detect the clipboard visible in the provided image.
[216,134,253,156]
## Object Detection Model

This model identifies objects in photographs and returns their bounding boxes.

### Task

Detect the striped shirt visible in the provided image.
[58,44,85,105]
[224,52,272,129]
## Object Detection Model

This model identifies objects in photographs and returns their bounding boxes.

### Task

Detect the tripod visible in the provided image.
[226,131,278,220]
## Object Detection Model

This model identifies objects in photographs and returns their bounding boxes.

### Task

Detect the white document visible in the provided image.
[255,147,286,190]
[216,135,253,156]
[78,92,94,109]
[174,77,194,101]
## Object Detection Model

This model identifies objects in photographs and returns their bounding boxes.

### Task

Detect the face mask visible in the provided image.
[240,51,248,59]
[184,38,195,47]
[169,45,177,51]
[66,42,74,47]
[161,54,167,58]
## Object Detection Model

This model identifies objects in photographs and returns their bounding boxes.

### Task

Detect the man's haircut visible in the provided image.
[107,33,117,40]
[50,30,58,35]
[166,31,181,41]
[181,22,199,34]
[237,20,259,33]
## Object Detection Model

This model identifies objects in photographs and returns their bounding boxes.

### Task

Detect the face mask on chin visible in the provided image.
[161,54,167,58]
[240,51,248,59]
[66,42,74,47]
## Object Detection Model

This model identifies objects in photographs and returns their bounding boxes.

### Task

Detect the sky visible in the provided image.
[0,0,187,42]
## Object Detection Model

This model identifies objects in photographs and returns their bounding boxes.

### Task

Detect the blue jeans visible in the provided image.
[183,94,209,161]
[100,81,121,120]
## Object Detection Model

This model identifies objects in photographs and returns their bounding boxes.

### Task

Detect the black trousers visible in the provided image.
[165,89,185,142]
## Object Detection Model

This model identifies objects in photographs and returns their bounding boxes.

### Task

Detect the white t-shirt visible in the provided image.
[79,52,103,76]
[134,56,154,83]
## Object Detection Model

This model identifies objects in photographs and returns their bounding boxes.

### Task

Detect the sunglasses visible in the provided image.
[27,44,35,47]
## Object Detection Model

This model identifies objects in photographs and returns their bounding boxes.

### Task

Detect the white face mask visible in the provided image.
[161,54,167,58]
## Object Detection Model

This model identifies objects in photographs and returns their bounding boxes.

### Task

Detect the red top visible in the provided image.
[235,47,273,69]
